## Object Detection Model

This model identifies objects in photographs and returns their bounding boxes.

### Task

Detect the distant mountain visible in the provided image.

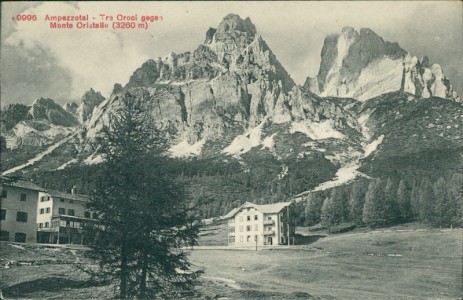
[77,88,105,124]
[2,98,79,149]
[304,27,460,102]
[1,16,462,220]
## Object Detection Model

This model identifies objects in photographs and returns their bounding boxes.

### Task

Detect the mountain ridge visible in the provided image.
[1,15,461,217]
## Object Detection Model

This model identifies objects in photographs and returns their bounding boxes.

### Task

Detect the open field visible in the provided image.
[1,225,462,299]
[190,226,463,299]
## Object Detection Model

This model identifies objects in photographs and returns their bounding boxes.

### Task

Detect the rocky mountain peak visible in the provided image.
[28,97,79,127]
[305,26,459,102]
[215,14,256,39]
[62,102,79,115]
[78,88,105,123]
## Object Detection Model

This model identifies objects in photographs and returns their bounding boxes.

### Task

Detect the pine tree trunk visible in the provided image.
[120,231,128,299]
[140,251,148,297]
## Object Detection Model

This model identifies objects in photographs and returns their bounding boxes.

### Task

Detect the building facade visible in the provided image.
[1,178,44,243]
[224,201,295,246]
[37,189,99,244]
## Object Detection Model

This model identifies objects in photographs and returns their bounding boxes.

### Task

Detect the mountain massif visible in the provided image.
[1,14,462,217]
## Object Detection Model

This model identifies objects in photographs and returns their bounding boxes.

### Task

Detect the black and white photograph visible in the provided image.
[1,1,462,299]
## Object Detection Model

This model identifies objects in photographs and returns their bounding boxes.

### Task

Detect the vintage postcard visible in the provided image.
[1,1,462,299]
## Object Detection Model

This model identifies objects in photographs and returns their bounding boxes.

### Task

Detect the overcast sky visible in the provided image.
[1,1,462,106]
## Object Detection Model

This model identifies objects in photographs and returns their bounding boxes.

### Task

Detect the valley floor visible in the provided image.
[1,226,461,299]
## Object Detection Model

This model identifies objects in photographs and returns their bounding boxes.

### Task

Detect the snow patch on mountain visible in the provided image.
[364,135,384,158]
[290,120,345,140]
[169,139,206,158]
[313,163,363,191]
[223,120,266,155]
[2,134,76,175]
[83,153,104,165]
[358,109,375,140]
[261,133,277,150]
[56,158,78,170]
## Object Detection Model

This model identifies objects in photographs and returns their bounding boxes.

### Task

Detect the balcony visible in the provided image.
[264,230,275,236]
[263,220,275,226]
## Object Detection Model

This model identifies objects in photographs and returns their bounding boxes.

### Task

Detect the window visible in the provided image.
[59,208,65,214]
[254,215,258,220]
[45,222,49,228]
[247,235,251,242]
[268,216,272,220]
[246,225,251,232]
[40,208,44,214]
[68,209,75,216]
[20,193,27,201]
[228,226,235,233]
[254,224,258,231]
[60,198,64,202]
[39,223,43,228]
[267,227,272,231]
[69,200,74,204]
[40,196,45,202]
[46,207,50,213]
[0,209,6,220]
[1,190,7,198]
[239,226,243,232]
[247,216,251,221]
[247,208,250,211]
[239,236,243,242]
[14,232,26,243]
[0,231,9,241]
[229,236,235,243]
[16,212,28,222]
[60,220,67,227]
[92,212,98,219]
[84,211,91,218]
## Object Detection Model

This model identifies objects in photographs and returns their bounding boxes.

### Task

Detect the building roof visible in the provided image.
[45,189,90,202]
[1,176,45,192]
[222,201,293,219]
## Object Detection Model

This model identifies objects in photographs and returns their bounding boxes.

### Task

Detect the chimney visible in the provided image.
[71,186,76,195]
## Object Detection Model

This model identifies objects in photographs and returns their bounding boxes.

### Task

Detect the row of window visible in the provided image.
[0,231,27,243]
[38,222,50,228]
[1,190,27,201]
[229,235,259,243]
[1,190,75,204]
[236,215,278,222]
[238,215,259,222]
[0,210,28,222]
[1,208,96,221]
[39,207,51,214]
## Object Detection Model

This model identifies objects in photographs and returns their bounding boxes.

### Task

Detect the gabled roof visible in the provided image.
[1,177,45,192]
[222,201,293,219]
[45,189,89,202]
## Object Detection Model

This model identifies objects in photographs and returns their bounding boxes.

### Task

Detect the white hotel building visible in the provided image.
[223,201,295,246]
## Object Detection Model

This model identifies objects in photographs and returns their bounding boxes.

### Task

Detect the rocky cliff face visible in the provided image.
[77,88,105,124]
[4,98,79,149]
[62,102,79,115]
[28,98,79,127]
[305,27,460,102]
[87,14,300,146]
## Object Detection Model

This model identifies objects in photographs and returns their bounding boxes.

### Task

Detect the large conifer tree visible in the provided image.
[84,91,201,299]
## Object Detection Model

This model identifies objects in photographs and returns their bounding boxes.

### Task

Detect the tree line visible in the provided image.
[301,173,463,231]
